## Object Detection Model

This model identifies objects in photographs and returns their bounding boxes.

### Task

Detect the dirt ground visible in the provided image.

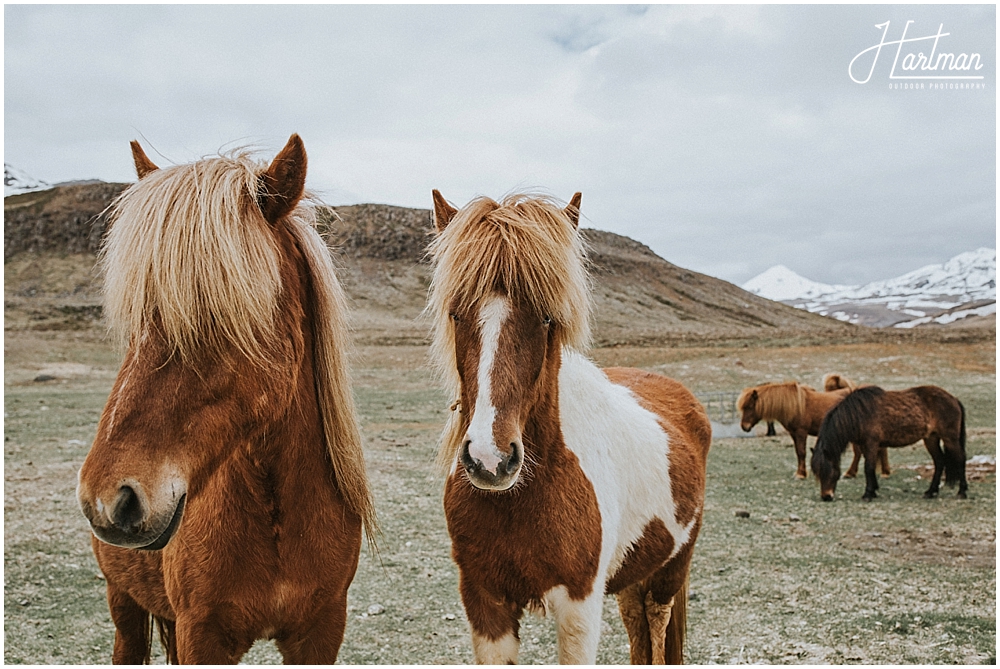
[3,330,995,664]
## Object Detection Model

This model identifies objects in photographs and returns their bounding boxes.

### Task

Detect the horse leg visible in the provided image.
[923,436,944,498]
[792,431,807,479]
[844,443,862,478]
[460,576,521,664]
[546,585,604,664]
[861,447,879,501]
[616,583,652,664]
[275,598,349,663]
[174,614,253,664]
[154,617,178,664]
[879,447,892,478]
[106,581,152,664]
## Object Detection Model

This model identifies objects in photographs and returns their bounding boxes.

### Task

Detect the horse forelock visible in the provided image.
[101,151,289,364]
[427,192,590,470]
[740,382,805,423]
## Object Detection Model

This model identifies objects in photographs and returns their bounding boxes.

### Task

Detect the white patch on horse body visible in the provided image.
[558,350,700,587]
[542,584,604,664]
[471,629,519,664]
[464,296,510,474]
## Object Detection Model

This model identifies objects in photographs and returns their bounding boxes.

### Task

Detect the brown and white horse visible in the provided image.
[427,191,711,664]
[76,136,376,663]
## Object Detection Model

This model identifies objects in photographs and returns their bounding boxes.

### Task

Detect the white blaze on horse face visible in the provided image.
[464,296,511,475]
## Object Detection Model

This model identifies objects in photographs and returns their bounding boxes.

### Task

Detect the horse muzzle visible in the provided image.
[79,479,187,550]
[460,439,523,491]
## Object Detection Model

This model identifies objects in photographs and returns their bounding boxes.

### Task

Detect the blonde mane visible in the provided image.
[737,381,807,424]
[101,151,376,544]
[427,192,590,469]
[822,373,856,391]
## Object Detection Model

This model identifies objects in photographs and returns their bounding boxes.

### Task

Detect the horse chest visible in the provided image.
[445,472,602,603]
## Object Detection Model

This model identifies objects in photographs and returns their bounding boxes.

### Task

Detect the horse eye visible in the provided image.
[451,313,460,322]
[542,315,552,326]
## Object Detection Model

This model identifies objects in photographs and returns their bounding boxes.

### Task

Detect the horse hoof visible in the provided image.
[923,491,938,499]
[843,472,856,479]
[795,473,807,480]
[957,492,968,500]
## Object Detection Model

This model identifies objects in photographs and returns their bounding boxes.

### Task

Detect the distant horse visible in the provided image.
[76,136,376,663]
[811,385,967,502]
[737,381,850,479]
[822,373,891,478]
[427,190,711,664]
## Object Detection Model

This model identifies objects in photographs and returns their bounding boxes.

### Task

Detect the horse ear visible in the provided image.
[751,389,758,401]
[130,141,159,180]
[259,134,307,225]
[565,192,582,229]
[432,189,458,233]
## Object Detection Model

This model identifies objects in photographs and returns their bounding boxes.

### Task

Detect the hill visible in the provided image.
[5,182,990,346]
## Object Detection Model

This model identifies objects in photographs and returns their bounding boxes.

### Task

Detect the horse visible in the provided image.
[76,136,377,663]
[427,190,711,664]
[811,385,967,502]
[737,381,850,479]
[822,373,891,479]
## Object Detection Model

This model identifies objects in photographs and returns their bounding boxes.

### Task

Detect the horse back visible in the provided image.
[904,386,964,438]
[603,367,711,464]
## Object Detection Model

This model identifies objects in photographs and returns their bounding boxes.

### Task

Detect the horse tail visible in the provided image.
[154,616,177,664]
[945,399,967,485]
[664,577,688,664]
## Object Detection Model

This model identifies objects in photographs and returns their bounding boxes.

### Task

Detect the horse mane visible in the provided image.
[736,381,806,424]
[290,217,378,547]
[102,150,377,544]
[426,192,590,470]
[822,373,856,391]
[815,385,886,459]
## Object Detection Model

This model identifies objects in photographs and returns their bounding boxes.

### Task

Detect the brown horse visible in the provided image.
[737,381,850,479]
[76,136,376,663]
[822,373,891,478]
[811,385,967,502]
[427,190,711,664]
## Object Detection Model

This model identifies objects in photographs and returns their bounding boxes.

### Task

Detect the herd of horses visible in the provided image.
[72,136,970,664]
[737,374,968,503]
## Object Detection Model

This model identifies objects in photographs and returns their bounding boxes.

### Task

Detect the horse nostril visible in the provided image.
[460,441,481,473]
[112,485,145,533]
[505,444,522,475]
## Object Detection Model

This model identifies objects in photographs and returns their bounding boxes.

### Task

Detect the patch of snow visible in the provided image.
[4,164,51,196]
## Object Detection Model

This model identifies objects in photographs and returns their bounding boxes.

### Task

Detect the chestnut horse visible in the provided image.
[822,374,891,479]
[76,136,376,663]
[811,385,967,502]
[737,381,850,479]
[427,191,711,664]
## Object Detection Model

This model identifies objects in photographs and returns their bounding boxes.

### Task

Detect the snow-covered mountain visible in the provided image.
[743,248,996,328]
[4,164,51,196]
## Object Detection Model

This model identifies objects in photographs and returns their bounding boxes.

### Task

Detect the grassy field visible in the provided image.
[4,332,995,664]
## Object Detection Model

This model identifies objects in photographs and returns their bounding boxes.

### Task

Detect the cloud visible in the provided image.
[4,5,994,285]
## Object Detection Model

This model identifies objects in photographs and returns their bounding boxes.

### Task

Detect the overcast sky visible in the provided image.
[4,5,995,286]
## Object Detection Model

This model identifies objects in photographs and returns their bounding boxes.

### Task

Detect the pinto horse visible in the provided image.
[427,191,711,664]
[737,381,850,479]
[76,136,376,663]
[811,385,967,502]
[822,374,891,479]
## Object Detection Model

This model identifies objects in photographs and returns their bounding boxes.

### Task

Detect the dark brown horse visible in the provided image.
[76,136,376,663]
[428,190,711,663]
[822,373,891,478]
[737,381,850,479]
[811,385,967,502]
